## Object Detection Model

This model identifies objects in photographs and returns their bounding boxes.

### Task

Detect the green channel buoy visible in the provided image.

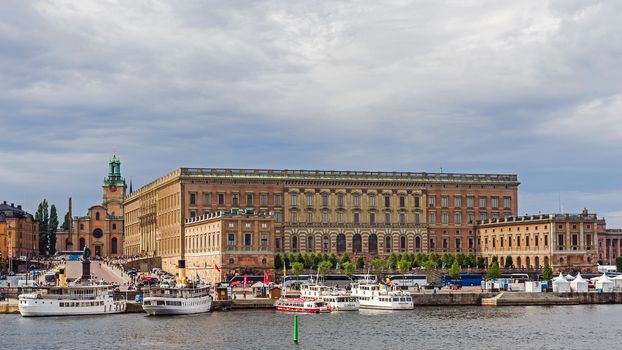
[293,314,299,344]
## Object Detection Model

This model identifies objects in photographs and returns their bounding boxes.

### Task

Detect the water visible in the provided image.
[2,305,622,349]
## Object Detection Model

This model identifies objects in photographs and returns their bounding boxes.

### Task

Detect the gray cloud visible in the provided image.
[0,0,621,226]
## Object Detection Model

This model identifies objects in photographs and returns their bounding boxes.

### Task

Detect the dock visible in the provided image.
[481,292,622,306]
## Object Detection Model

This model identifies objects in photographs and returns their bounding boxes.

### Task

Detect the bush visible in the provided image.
[541,264,553,281]
[488,261,501,280]
[291,262,304,275]
[318,261,332,278]
[449,259,460,279]
[355,256,365,269]
[616,257,622,273]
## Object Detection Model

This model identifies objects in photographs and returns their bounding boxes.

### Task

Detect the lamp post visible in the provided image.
[8,224,12,274]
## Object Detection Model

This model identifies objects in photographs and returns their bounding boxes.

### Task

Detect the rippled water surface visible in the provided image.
[2,305,622,349]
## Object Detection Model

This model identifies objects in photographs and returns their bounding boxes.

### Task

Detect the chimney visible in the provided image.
[11,203,14,207]
[17,205,22,210]
[2,201,6,205]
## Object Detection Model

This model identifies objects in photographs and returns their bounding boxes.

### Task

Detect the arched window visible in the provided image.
[292,236,298,252]
[516,256,522,268]
[65,238,70,250]
[322,235,330,252]
[79,238,85,250]
[544,256,549,266]
[96,212,100,220]
[535,256,540,269]
[111,237,118,254]
[307,236,314,252]
[385,236,392,253]
[415,236,421,250]
[368,234,378,254]
[526,256,531,269]
[336,234,346,253]
[352,234,362,253]
[400,236,407,251]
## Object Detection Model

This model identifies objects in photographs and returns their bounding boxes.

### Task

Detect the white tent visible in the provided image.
[612,275,622,290]
[570,272,588,293]
[564,274,575,281]
[595,273,614,292]
[553,273,571,293]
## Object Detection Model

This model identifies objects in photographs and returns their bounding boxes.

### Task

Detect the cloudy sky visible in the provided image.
[1,1,621,226]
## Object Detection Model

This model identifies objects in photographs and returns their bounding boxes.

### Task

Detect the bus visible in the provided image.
[44,271,58,286]
[440,273,483,287]
[387,274,427,288]
[55,251,83,261]
[500,273,530,282]
[227,275,266,288]
[352,274,378,283]
[280,275,312,288]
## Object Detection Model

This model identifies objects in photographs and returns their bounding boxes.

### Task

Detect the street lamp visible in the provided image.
[8,224,12,274]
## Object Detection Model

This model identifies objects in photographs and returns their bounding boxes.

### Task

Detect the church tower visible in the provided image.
[102,155,126,216]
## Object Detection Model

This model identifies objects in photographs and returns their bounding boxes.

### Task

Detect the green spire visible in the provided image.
[104,154,126,187]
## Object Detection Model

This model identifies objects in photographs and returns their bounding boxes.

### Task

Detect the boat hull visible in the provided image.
[275,305,329,313]
[142,296,212,316]
[18,298,126,317]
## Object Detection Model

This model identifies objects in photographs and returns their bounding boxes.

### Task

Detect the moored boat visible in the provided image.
[142,286,212,316]
[18,285,126,317]
[300,283,359,311]
[275,297,331,313]
[350,283,414,310]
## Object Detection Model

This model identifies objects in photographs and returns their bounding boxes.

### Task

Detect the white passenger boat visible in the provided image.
[300,283,359,311]
[18,285,126,317]
[350,283,414,310]
[275,297,331,313]
[142,286,213,316]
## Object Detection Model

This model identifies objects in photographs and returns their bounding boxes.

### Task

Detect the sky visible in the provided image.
[1,1,621,226]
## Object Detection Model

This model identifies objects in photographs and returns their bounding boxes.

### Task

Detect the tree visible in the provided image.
[398,257,412,275]
[386,253,398,270]
[35,200,49,256]
[274,254,283,269]
[340,253,351,266]
[449,259,461,279]
[441,253,454,269]
[455,253,465,267]
[291,262,304,275]
[464,253,476,268]
[422,259,437,281]
[303,253,313,269]
[312,254,322,269]
[488,261,501,280]
[48,204,58,255]
[504,256,514,269]
[283,253,291,269]
[61,211,70,230]
[541,263,553,281]
[318,261,332,279]
[616,257,622,273]
[476,257,486,269]
[329,253,338,268]
[371,257,384,279]
[342,261,355,279]
[355,256,365,269]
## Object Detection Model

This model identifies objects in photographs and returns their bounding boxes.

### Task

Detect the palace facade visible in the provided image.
[123,168,519,270]
[476,210,598,271]
[56,156,126,257]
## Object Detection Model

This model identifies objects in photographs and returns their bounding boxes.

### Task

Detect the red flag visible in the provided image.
[264,270,269,285]
[243,274,248,289]
[214,264,220,272]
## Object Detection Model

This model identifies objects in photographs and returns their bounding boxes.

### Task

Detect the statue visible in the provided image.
[83,247,91,260]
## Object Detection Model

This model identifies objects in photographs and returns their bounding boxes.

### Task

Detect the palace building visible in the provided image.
[183,210,275,284]
[476,210,598,271]
[123,168,519,271]
[55,156,126,257]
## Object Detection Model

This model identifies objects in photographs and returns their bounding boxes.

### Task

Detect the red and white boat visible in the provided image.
[275,297,331,313]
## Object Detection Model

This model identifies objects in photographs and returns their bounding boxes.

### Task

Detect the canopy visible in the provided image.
[564,274,575,281]
[553,273,569,284]
[596,273,613,284]
[573,272,587,283]
[612,275,622,280]
[251,282,267,288]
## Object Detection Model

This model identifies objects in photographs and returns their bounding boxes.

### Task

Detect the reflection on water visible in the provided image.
[2,305,622,349]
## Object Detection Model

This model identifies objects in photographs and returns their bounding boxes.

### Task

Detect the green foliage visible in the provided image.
[449,259,461,278]
[302,254,313,269]
[318,260,332,278]
[491,256,499,264]
[413,253,426,268]
[342,261,355,278]
[36,200,49,256]
[398,257,412,274]
[541,264,553,281]
[488,261,501,280]
[616,257,622,273]
[340,253,351,266]
[291,262,304,275]
[48,204,58,255]
[429,253,441,266]
[386,253,398,270]
[455,253,465,267]
[422,259,437,271]
[274,254,283,269]
[295,253,304,264]
[464,253,476,268]
[283,254,291,269]
[329,253,338,268]
[441,253,454,268]
[312,254,322,269]
[476,257,486,269]
[371,257,384,279]
[355,256,365,269]
[504,256,514,269]
[61,211,70,230]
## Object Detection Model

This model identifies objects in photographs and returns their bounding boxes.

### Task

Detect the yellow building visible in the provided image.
[184,211,274,284]
[476,210,598,272]
[0,202,38,269]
